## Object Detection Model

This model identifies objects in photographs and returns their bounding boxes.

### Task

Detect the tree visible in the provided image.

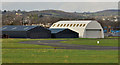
[17,9,21,13]
[3,10,7,13]
[38,14,43,18]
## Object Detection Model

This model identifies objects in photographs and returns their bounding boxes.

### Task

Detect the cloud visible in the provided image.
[1,0,120,2]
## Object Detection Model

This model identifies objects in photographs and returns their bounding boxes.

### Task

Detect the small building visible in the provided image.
[49,28,79,38]
[50,20,104,38]
[0,25,51,38]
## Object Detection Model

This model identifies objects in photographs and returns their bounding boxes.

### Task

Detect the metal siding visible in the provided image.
[2,31,28,38]
[53,29,78,38]
[49,28,67,34]
[28,27,51,38]
[1,26,51,38]
[30,32,50,38]
[2,26,37,31]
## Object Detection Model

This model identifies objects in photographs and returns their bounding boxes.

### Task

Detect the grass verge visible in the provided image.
[61,39,118,47]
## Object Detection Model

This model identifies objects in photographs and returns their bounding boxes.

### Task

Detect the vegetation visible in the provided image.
[3,49,118,63]
[2,39,54,49]
[61,38,118,46]
[2,38,118,63]
[2,9,119,28]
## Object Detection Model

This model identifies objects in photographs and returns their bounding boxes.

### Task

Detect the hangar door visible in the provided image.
[86,29,101,38]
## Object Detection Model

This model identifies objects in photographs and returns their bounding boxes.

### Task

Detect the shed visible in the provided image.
[49,28,79,38]
[0,25,51,38]
[50,20,104,38]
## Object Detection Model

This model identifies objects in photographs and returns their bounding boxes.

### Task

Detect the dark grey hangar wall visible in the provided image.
[1,26,51,38]
[49,28,79,38]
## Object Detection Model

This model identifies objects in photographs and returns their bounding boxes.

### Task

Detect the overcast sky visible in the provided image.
[2,2,118,12]
[1,0,120,2]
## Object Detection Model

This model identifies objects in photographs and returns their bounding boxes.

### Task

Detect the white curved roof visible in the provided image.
[50,20,97,29]
[57,20,92,23]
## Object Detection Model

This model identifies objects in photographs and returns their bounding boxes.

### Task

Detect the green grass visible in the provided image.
[2,39,55,49]
[106,36,120,39]
[2,38,79,49]
[61,39,118,47]
[2,49,118,63]
[2,38,119,63]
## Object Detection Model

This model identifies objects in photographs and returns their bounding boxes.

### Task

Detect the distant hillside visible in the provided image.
[2,9,119,27]
[91,9,119,16]
[29,10,85,19]
[29,9,119,18]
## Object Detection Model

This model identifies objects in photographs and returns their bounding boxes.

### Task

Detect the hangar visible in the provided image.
[50,20,104,38]
[1,26,51,38]
[49,28,79,38]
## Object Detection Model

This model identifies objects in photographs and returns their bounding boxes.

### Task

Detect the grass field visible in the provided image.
[61,38,118,46]
[2,38,118,63]
[3,49,118,63]
[2,39,54,49]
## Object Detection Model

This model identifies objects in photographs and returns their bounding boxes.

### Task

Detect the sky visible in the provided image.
[1,0,120,2]
[2,2,118,12]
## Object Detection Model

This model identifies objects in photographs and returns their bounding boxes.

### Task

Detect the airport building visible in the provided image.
[1,26,51,38]
[49,28,79,38]
[50,20,104,38]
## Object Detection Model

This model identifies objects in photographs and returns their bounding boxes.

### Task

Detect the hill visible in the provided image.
[29,10,85,19]
[91,9,119,16]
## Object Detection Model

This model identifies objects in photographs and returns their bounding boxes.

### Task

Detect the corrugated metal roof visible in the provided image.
[0,25,38,31]
[49,28,67,33]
